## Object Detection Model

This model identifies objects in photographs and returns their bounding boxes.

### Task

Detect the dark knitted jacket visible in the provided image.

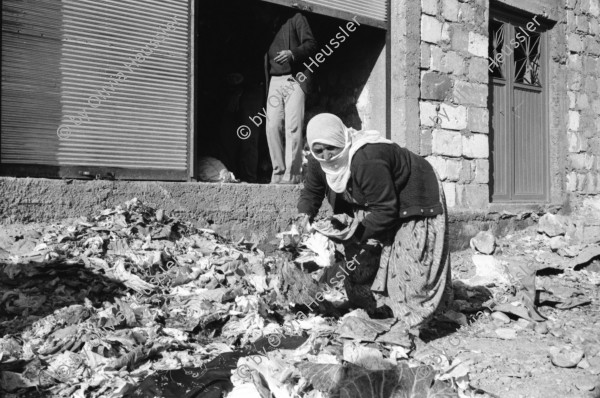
[298,143,443,243]
[264,12,317,94]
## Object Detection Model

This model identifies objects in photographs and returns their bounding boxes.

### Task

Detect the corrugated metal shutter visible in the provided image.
[2,0,190,179]
[261,0,388,29]
[303,0,387,25]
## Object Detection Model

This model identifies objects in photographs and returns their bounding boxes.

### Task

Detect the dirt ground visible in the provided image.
[428,239,600,398]
[1,199,599,398]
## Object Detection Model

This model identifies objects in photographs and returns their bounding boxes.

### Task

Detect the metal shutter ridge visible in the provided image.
[304,0,387,26]
[2,0,190,178]
[262,0,388,29]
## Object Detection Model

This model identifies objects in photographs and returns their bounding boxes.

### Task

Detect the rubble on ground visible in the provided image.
[0,199,461,398]
[1,198,599,398]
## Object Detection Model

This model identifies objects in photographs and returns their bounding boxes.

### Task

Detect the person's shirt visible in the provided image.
[298,143,443,243]
[267,13,316,76]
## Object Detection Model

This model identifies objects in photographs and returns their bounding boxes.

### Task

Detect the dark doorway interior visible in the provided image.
[195,0,386,183]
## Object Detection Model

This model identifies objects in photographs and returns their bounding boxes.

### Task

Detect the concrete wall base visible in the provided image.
[0,177,548,252]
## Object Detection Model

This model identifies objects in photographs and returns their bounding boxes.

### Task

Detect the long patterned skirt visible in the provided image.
[343,179,453,330]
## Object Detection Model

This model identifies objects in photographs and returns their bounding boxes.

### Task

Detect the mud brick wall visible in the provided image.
[418,0,490,210]
[565,0,600,198]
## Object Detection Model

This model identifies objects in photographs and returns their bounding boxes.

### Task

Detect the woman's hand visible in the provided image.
[294,213,311,235]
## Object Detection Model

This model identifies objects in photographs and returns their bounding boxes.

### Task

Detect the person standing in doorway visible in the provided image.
[265,7,317,184]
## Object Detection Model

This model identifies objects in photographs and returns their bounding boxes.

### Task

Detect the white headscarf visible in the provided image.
[306,113,393,193]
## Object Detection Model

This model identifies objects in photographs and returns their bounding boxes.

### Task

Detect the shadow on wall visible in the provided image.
[305,12,387,130]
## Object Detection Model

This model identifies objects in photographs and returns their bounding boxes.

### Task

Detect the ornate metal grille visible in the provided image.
[514,27,541,86]
[489,20,505,79]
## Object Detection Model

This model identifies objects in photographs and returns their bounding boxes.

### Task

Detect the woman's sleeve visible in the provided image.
[297,156,326,218]
[353,159,400,242]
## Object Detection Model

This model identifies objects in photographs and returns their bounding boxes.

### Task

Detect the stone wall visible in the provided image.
[418,0,599,212]
[419,0,491,210]
[565,0,600,200]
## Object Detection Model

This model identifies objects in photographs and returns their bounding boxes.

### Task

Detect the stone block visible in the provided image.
[567,10,576,27]
[474,159,489,183]
[589,137,600,154]
[566,172,577,192]
[576,15,589,33]
[591,17,600,35]
[442,22,451,42]
[436,104,468,130]
[568,91,576,109]
[421,0,438,16]
[422,15,443,44]
[568,53,582,69]
[453,81,488,107]
[549,236,569,252]
[420,129,433,156]
[566,0,577,9]
[457,184,489,209]
[420,101,438,127]
[442,182,457,208]
[458,3,475,24]
[569,110,580,131]
[577,173,587,191]
[576,93,589,110]
[568,34,584,52]
[569,154,582,170]
[581,115,596,138]
[468,107,489,134]
[432,129,462,157]
[591,0,600,16]
[446,158,463,181]
[584,57,598,74]
[421,72,452,100]
[462,133,489,158]
[451,26,469,52]
[570,153,596,170]
[581,0,592,13]
[470,231,496,254]
[568,72,582,92]
[594,98,600,115]
[469,57,489,83]
[587,38,600,56]
[442,51,466,74]
[585,173,598,193]
[468,32,488,58]
[585,76,598,94]
[430,45,444,71]
[568,132,588,153]
[421,43,431,69]
[459,159,473,183]
[538,213,570,237]
[442,0,459,21]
